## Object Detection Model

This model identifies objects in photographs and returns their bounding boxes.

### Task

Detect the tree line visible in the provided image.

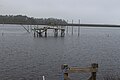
[0,15,67,25]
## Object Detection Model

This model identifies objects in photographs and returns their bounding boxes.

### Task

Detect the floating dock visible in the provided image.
[61,63,98,80]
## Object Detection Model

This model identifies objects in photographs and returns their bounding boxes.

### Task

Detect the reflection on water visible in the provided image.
[0,24,120,80]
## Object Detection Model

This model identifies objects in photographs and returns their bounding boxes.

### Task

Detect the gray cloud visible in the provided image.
[1,0,120,24]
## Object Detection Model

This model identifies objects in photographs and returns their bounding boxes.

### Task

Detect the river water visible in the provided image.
[0,24,120,80]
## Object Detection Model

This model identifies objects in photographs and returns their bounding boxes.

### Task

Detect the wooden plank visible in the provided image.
[65,67,98,73]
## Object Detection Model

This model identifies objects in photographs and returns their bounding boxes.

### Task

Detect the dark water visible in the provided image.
[0,24,120,80]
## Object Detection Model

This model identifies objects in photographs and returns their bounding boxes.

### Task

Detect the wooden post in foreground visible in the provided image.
[61,64,71,80]
[61,63,98,80]
[88,63,98,80]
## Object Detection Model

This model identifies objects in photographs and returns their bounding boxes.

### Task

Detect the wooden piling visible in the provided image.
[30,25,32,32]
[37,31,39,37]
[45,29,47,37]
[78,19,80,36]
[66,20,68,33]
[34,28,36,37]
[54,29,58,37]
[36,26,39,37]
[88,63,98,80]
[39,29,42,37]
[61,29,65,37]
[72,20,73,35]
[28,25,29,32]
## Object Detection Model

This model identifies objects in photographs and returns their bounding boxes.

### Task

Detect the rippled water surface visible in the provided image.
[0,24,120,80]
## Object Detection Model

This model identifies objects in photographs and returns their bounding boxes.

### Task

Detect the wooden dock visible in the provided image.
[61,63,98,80]
[33,27,65,37]
[31,19,120,37]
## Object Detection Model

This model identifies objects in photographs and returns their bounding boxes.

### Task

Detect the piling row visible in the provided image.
[32,19,81,37]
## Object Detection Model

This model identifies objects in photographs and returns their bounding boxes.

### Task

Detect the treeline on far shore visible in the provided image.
[0,15,67,25]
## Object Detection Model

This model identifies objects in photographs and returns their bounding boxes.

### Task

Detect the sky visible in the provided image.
[0,0,120,24]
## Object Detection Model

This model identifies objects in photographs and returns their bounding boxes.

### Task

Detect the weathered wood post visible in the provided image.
[61,29,65,37]
[36,30,39,37]
[78,19,80,36]
[28,25,29,32]
[91,63,98,80]
[36,26,39,37]
[39,29,42,37]
[34,28,36,37]
[72,20,73,35]
[45,29,47,37]
[30,25,32,32]
[54,29,58,37]
[66,20,68,33]
[61,64,70,80]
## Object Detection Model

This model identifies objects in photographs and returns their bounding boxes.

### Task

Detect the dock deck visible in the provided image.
[33,27,65,37]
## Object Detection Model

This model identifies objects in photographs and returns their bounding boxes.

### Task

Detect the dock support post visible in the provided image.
[28,25,29,32]
[88,63,98,80]
[37,31,39,37]
[61,29,65,37]
[36,26,39,37]
[45,29,47,37]
[54,29,58,37]
[78,19,80,36]
[66,20,68,34]
[34,28,36,37]
[91,63,98,80]
[39,29,42,37]
[72,20,73,35]
[30,25,32,32]
[66,26,68,34]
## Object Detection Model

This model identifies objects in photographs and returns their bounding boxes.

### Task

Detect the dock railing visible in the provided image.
[61,63,98,80]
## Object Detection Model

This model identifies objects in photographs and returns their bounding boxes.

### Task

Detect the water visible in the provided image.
[0,24,120,80]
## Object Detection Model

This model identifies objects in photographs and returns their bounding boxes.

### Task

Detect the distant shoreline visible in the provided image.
[1,23,120,28]
[0,15,67,25]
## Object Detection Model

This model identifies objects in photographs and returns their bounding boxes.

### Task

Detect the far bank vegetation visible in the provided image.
[0,15,67,25]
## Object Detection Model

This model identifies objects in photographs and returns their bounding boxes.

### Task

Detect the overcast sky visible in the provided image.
[0,0,120,24]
